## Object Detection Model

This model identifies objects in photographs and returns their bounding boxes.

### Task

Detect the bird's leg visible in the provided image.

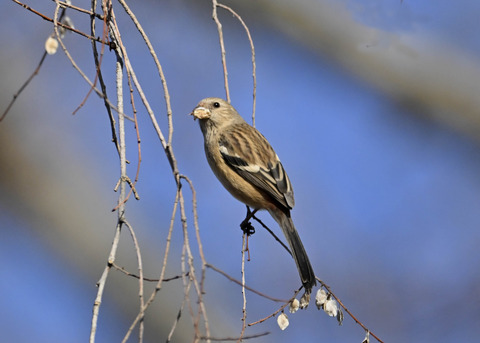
[240,206,257,236]
[240,206,258,261]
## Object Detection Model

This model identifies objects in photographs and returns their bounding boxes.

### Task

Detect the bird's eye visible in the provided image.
[213,102,220,108]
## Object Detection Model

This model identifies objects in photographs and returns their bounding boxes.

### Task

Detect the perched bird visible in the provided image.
[191,97,316,294]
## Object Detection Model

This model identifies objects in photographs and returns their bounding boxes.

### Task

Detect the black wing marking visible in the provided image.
[219,135,294,209]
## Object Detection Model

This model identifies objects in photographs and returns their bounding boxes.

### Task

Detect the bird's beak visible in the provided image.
[191,106,211,120]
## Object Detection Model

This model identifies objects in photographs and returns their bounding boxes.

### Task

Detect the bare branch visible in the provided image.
[248,288,302,326]
[199,332,270,341]
[116,0,174,147]
[206,264,288,303]
[123,189,180,341]
[317,277,384,343]
[88,1,128,340]
[251,214,292,255]
[11,0,109,44]
[212,0,230,103]
[238,233,248,342]
[0,52,47,121]
[52,0,105,20]
[112,263,185,282]
[217,3,257,126]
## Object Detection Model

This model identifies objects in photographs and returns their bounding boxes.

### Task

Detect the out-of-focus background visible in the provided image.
[1,0,480,342]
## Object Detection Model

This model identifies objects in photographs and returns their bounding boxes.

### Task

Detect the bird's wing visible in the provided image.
[218,123,295,209]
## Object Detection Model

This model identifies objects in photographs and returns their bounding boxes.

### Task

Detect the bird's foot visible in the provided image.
[240,206,257,236]
[240,219,256,236]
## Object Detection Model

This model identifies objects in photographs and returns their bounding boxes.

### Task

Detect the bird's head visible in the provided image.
[191,97,243,125]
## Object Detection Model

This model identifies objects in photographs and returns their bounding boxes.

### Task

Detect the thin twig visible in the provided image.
[180,176,208,266]
[89,223,122,343]
[2,3,68,121]
[237,233,248,343]
[88,1,128,340]
[100,10,212,339]
[248,287,302,326]
[108,7,142,209]
[216,3,256,126]
[251,214,292,255]
[116,0,174,148]
[122,220,145,342]
[114,2,210,340]
[0,52,47,121]
[199,332,270,341]
[52,0,105,20]
[251,214,383,341]
[212,0,230,102]
[205,264,288,303]
[45,1,119,116]
[112,176,140,211]
[180,175,210,341]
[122,190,180,342]
[317,277,384,343]
[11,0,108,44]
[79,0,121,158]
[179,184,209,343]
[112,263,185,282]
[167,272,193,342]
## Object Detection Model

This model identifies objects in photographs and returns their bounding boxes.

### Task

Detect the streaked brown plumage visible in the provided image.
[191,97,316,294]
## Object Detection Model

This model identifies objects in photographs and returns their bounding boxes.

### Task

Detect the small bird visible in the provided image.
[191,97,316,294]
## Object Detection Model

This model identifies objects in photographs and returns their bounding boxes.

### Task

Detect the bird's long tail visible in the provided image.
[268,208,316,293]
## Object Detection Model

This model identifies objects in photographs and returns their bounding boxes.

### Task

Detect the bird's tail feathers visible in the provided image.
[268,208,316,293]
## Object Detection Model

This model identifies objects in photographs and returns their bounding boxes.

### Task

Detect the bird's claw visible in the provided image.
[240,220,256,236]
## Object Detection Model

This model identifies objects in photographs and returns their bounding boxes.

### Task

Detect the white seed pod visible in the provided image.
[62,16,75,30]
[59,16,74,38]
[315,288,328,309]
[323,298,339,317]
[289,298,300,313]
[45,36,58,55]
[299,292,311,309]
[277,312,289,331]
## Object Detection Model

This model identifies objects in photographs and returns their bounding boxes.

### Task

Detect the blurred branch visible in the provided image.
[0,52,47,121]
[1,3,67,121]
[236,0,480,139]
